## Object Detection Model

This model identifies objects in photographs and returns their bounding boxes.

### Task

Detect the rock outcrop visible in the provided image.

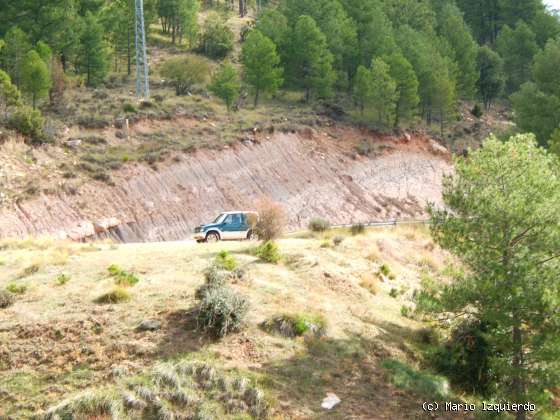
[0,132,451,242]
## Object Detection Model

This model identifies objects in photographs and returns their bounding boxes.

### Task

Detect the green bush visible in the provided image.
[308,218,331,232]
[415,327,439,345]
[55,274,70,285]
[379,263,391,277]
[350,223,365,235]
[382,358,450,398]
[160,55,212,95]
[107,265,140,287]
[214,250,237,271]
[470,104,483,118]
[123,102,137,113]
[8,106,45,143]
[389,288,398,298]
[95,287,131,304]
[429,320,496,395]
[6,283,26,294]
[199,12,234,59]
[196,286,249,337]
[255,241,281,264]
[263,313,327,337]
[0,290,15,308]
[195,264,228,299]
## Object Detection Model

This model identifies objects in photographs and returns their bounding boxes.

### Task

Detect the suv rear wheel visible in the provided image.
[247,230,258,241]
[205,232,220,243]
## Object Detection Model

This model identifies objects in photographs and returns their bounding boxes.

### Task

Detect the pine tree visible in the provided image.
[77,12,108,87]
[0,27,31,88]
[0,70,21,117]
[436,3,478,98]
[353,65,373,114]
[209,63,241,113]
[280,0,358,88]
[496,22,538,93]
[290,15,335,102]
[20,50,51,109]
[241,30,283,107]
[511,83,560,147]
[476,46,505,110]
[385,52,419,127]
[549,128,560,157]
[370,57,397,128]
[532,38,560,99]
[427,134,560,420]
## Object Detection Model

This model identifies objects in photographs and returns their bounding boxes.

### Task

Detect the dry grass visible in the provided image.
[0,226,451,418]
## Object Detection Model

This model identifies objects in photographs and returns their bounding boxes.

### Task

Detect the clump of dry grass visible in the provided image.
[0,290,16,308]
[17,262,41,279]
[38,361,270,419]
[95,287,131,304]
[359,274,379,295]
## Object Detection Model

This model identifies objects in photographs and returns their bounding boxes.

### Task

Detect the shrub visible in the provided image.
[6,283,26,294]
[255,241,281,264]
[308,218,330,232]
[8,105,45,142]
[0,290,15,308]
[214,250,237,271]
[18,263,40,278]
[429,320,496,395]
[382,358,450,398]
[254,197,286,241]
[356,138,374,156]
[195,264,228,299]
[263,313,327,338]
[360,275,379,295]
[160,55,212,95]
[123,102,137,113]
[332,235,345,246]
[400,305,413,318]
[199,12,234,59]
[350,223,365,235]
[470,104,483,118]
[95,287,131,304]
[415,327,439,345]
[196,286,249,337]
[55,273,70,285]
[107,265,139,287]
[389,288,398,298]
[379,263,391,277]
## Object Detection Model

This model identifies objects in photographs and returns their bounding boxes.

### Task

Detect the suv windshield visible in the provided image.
[212,213,226,224]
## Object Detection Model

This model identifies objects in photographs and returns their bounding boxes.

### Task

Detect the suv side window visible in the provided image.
[231,214,242,225]
[223,215,234,225]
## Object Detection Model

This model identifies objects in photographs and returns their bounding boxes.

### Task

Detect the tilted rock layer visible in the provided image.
[0,131,451,242]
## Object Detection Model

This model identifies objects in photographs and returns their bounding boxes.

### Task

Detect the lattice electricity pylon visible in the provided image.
[135,0,150,99]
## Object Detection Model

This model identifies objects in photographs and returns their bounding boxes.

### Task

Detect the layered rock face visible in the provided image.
[0,132,451,242]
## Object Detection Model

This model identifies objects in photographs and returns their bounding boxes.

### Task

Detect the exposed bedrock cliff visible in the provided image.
[0,132,451,242]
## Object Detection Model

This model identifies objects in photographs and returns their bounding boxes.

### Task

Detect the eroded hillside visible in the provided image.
[0,120,450,241]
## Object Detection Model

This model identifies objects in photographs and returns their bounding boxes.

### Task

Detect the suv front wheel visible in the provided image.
[205,232,220,243]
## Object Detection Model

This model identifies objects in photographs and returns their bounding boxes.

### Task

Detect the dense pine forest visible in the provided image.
[0,0,559,147]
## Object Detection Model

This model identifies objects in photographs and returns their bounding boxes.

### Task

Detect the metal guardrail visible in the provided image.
[286,218,432,235]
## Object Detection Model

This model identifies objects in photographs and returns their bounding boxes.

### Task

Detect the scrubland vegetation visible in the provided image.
[1,0,560,419]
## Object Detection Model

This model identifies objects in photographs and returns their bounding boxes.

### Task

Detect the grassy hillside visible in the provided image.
[0,225,462,418]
